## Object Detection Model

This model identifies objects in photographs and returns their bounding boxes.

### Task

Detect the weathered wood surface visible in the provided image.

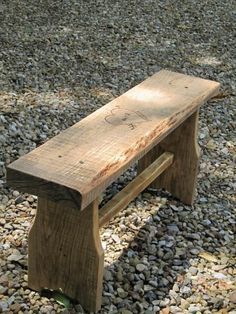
[7,70,220,210]
[28,198,104,312]
[99,152,174,227]
[138,110,200,205]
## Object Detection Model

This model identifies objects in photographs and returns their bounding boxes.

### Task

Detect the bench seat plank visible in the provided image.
[7,70,220,210]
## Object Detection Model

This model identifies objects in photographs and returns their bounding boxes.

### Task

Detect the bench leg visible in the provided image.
[138,110,200,205]
[28,197,104,312]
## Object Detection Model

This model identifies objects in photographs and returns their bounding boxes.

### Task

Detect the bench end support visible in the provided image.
[138,110,200,205]
[28,198,104,312]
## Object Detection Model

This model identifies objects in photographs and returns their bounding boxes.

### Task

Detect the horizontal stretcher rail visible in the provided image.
[99,152,174,227]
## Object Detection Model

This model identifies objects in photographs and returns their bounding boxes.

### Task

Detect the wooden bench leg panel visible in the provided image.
[138,110,200,205]
[28,197,104,312]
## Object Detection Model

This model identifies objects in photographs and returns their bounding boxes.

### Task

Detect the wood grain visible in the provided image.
[99,152,173,227]
[28,198,104,312]
[7,70,220,210]
[138,110,200,204]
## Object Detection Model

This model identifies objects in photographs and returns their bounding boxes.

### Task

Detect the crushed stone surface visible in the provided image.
[0,1,235,313]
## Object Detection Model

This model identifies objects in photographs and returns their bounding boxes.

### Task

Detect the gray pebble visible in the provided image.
[136,264,146,272]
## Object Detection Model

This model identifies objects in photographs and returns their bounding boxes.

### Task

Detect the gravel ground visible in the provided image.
[0,1,236,313]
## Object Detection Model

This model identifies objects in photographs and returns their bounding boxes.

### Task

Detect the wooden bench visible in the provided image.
[7,70,220,312]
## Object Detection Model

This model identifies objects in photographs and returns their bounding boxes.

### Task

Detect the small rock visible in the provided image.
[212,272,227,279]
[116,270,123,282]
[0,301,9,312]
[170,205,179,211]
[229,291,236,303]
[169,306,182,313]
[186,233,201,240]
[129,256,140,267]
[0,285,7,294]
[212,298,224,309]
[136,264,146,272]
[167,224,180,234]
[180,298,190,309]
[160,306,170,314]
[143,192,152,199]
[7,250,24,261]
[12,190,20,197]
[202,219,212,226]
[159,299,170,307]
[181,286,191,295]
[0,218,6,225]
[188,304,201,313]
[190,249,199,255]
[136,302,144,312]
[101,241,106,250]
[104,270,113,281]
[149,280,158,288]
[117,287,128,298]
[121,310,133,314]
[206,139,216,150]
[152,300,160,306]
[134,281,144,292]
[221,147,229,154]
[188,266,198,275]
[102,296,110,306]
[163,251,174,260]
[173,259,182,266]
[10,303,22,312]
[160,278,169,287]
[112,234,121,243]
[15,195,24,204]
[144,285,153,291]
